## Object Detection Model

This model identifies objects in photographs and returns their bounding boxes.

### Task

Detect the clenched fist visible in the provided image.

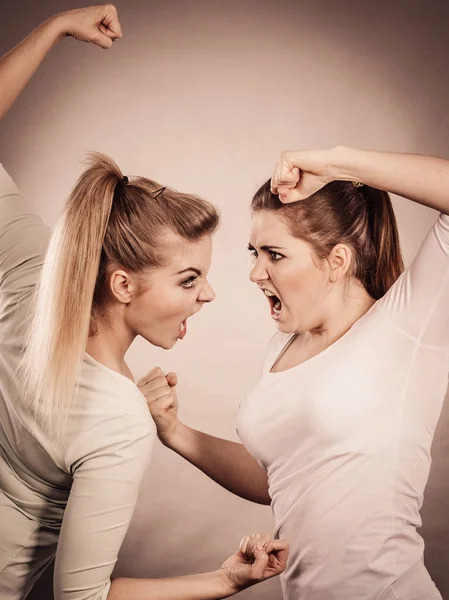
[271,148,335,203]
[137,367,180,445]
[222,533,289,591]
[57,4,122,49]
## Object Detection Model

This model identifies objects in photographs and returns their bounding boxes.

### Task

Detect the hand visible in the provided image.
[220,533,289,592]
[56,4,122,49]
[137,367,180,445]
[271,148,336,204]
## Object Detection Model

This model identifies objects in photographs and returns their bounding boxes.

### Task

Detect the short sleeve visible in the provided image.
[0,164,50,294]
[55,415,155,600]
[377,213,449,350]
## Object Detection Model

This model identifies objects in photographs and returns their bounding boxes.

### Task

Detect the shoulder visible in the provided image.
[79,354,151,418]
[63,357,156,469]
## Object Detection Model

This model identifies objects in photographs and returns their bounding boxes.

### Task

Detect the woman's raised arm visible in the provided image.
[0,4,122,121]
[271,146,449,216]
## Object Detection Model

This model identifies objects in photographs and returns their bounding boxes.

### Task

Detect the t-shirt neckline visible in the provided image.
[267,300,378,377]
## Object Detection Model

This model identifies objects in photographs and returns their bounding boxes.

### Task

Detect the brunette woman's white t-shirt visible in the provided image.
[238,211,449,599]
[0,165,156,600]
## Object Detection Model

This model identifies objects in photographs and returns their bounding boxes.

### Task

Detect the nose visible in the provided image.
[249,258,269,284]
[198,279,216,303]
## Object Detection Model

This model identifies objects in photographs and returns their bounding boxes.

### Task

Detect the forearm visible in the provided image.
[108,570,237,600]
[330,146,449,215]
[0,15,66,120]
[166,423,270,505]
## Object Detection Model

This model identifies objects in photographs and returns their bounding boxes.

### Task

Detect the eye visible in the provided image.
[269,251,284,261]
[248,246,258,259]
[181,275,198,289]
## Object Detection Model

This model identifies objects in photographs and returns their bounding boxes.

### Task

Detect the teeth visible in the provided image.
[180,321,186,333]
[262,289,282,316]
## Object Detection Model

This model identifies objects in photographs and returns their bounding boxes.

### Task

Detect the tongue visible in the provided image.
[271,299,282,317]
[180,320,187,339]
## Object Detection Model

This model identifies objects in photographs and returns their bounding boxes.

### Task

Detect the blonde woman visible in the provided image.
[0,5,288,600]
[145,147,449,599]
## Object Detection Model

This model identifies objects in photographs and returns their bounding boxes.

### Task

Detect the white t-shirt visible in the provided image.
[237,212,449,600]
[0,165,156,600]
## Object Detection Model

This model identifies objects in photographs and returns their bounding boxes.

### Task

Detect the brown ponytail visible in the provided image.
[360,185,403,299]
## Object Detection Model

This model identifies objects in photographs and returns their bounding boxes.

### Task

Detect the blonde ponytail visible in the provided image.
[21,152,219,444]
[21,153,123,441]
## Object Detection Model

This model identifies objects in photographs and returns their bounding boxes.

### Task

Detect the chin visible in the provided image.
[159,338,178,350]
[277,322,291,333]
[276,318,297,335]
[274,316,287,332]
[143,334,177,350]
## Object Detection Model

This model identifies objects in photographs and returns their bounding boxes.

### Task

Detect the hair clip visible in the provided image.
[352,181,364,188]
[122,175,129,184]
[153,186,166,199]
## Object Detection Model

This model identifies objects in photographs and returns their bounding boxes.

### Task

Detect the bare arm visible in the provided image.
[164,422,271,505]
[331,146,449,216]
[0,4,122,121]
[109,533,288,600]
[138,369,271,506]
[0,17,62,120]
[109,569,255,600]
[271,146,449,216]
[109,572,235,600]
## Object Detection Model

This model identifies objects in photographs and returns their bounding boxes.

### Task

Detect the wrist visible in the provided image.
[160,419,186,450]
[326,145,348,181]
[215,568,240,597]
[44,13,70,44]
[328,145,365,183]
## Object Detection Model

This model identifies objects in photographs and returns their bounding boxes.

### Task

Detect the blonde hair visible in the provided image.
[21,153,219,442]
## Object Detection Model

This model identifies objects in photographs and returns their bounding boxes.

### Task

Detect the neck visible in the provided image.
[86,309,135,381]
[306,282,376,346]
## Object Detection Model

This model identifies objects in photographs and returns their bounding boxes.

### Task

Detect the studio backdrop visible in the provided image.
[0,0,448,598]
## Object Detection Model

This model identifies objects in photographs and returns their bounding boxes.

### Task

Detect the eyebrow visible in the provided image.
[176,267,202,276]
[247,243,286,251]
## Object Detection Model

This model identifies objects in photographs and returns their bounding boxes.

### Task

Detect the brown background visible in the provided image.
[0,0,448,598]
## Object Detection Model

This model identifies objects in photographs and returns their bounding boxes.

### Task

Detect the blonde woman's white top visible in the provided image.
[0,165,156,600]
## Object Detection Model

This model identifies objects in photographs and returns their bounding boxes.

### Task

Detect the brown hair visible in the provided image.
[22,153,219,442]
[251,179,403,300]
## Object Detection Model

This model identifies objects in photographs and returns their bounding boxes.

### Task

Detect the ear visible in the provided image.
[108,269,137,304]
[328,243,352,283]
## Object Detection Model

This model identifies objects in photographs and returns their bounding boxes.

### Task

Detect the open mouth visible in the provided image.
[179,308,201,340]
[263,289,282,321]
